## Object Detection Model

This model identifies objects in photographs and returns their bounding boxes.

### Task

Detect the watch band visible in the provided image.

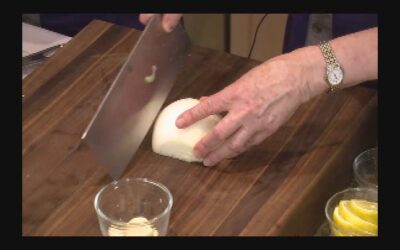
[319,41,343,92]
[319,41,339,67]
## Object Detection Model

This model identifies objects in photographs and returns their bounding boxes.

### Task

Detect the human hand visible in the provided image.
[139,14,182,32]
[176,50,324,167]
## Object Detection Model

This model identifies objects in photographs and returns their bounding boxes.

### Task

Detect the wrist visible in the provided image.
[288,46,330,102]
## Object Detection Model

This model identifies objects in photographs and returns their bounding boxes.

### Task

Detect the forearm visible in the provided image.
[288,27,378,101]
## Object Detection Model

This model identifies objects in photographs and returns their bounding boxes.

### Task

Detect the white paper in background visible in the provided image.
[22,22,72,78]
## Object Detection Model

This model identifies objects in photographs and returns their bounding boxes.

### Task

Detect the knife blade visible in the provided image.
[82,15,191,180]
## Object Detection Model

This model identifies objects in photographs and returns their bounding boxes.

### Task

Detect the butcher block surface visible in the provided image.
[22,20,377,236]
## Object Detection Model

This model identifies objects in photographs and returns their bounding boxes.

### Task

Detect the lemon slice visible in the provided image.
[349,199,378,224]
[330,225,351,236]
[338,200,377,235]
[333,206,364,236]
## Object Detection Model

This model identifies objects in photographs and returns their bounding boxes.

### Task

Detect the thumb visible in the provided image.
[162,14,183,32]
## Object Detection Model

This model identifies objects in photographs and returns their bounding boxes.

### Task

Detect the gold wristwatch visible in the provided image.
[319,41,344,92]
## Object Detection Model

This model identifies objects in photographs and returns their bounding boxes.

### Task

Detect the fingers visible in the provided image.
[245,130,271,148]
[203,127,253,167]
[139,14,182,32]
[199,96,208,102]
[139,14,154,25]
[193,110,247,159]
[162,14,183,32]
[176,93,228,128]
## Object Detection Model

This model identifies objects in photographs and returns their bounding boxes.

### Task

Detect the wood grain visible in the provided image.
[22,20,377,236]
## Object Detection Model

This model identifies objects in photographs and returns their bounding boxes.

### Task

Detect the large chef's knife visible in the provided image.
[82,15,191,180]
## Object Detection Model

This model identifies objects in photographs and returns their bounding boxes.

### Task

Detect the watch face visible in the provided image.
[327,66,343,86]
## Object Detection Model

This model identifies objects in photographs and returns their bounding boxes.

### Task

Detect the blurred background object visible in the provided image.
[22,14,288,63]
[22,22,71,79]
[183,14,288,61]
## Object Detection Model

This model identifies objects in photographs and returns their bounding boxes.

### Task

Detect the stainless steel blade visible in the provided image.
[82,15,191,180]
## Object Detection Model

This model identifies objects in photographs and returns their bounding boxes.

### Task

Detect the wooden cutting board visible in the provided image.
[22,20,377,236]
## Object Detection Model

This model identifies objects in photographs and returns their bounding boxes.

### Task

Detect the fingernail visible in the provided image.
[176,117,184,127]
[167,24,175,32]
[163,23,175,33]
[203,159,214,167]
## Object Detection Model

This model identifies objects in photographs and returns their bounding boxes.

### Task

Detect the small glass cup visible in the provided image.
[325,187,378,236]
[94,177,173,236]
[353,148,378,188]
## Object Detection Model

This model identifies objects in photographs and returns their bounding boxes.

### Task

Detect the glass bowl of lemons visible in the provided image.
[325,187,378,236]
